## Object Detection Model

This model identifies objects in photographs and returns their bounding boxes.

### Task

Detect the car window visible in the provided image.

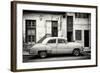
[58,39,66,43]
[47,39,56,43]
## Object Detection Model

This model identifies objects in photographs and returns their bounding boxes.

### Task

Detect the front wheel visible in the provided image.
[39,51,47,58]
[73,49,80,56]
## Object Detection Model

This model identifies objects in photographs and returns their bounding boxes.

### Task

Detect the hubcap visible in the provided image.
[39,52,47,58]
[74,50,80,56]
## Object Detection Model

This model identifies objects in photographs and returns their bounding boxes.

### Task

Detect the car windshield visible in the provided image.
[36,40,43,43]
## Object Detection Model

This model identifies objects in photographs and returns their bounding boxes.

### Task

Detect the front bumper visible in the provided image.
[29,49,37,56]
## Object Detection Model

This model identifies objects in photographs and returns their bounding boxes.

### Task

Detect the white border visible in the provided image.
[17,3,96,69]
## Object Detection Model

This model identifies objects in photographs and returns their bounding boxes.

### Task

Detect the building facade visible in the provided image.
[23,10,91,50]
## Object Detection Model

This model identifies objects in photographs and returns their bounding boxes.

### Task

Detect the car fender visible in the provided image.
[45,45,53,54]
[67,42,82,50]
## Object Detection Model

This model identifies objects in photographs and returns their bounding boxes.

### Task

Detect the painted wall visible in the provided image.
[23,12,90,48]
[23,13,67,42]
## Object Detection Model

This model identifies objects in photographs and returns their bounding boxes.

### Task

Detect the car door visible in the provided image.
[56,39,71,54]
[46,38,57,54]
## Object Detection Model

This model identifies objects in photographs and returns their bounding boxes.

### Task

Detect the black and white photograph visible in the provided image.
[23,10,91,63]
[11,1,97,72]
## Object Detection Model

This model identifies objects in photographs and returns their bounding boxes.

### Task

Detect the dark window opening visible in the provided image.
[84,30,89,47]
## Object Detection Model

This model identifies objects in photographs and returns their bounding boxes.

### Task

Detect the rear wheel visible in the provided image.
[39,51,47,58]
[73,49,80,56]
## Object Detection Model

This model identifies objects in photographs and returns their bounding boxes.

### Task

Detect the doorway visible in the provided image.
[67,16,73,42]
[84,30,89,47]
[51,21,58,37]
[67,32,73,42]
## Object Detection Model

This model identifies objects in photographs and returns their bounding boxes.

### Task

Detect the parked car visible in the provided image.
[29,37,84,58]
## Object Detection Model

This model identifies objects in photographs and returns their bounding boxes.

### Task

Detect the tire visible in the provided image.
[39,51,47,58]
[73,49,80,56]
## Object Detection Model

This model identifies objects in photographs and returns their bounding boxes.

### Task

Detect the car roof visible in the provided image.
[42,37,67,44]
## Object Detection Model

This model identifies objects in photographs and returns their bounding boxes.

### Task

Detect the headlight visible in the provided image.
[29,48,37,55]
[29,49,33,54]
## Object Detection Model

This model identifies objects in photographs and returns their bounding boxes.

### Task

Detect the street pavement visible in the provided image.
[23,53,91,63]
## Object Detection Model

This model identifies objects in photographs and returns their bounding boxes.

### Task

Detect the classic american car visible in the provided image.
[29,37,84,58]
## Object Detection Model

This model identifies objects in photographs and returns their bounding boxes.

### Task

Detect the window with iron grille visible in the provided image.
[75,13,89,18]
[25,20,36,43]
